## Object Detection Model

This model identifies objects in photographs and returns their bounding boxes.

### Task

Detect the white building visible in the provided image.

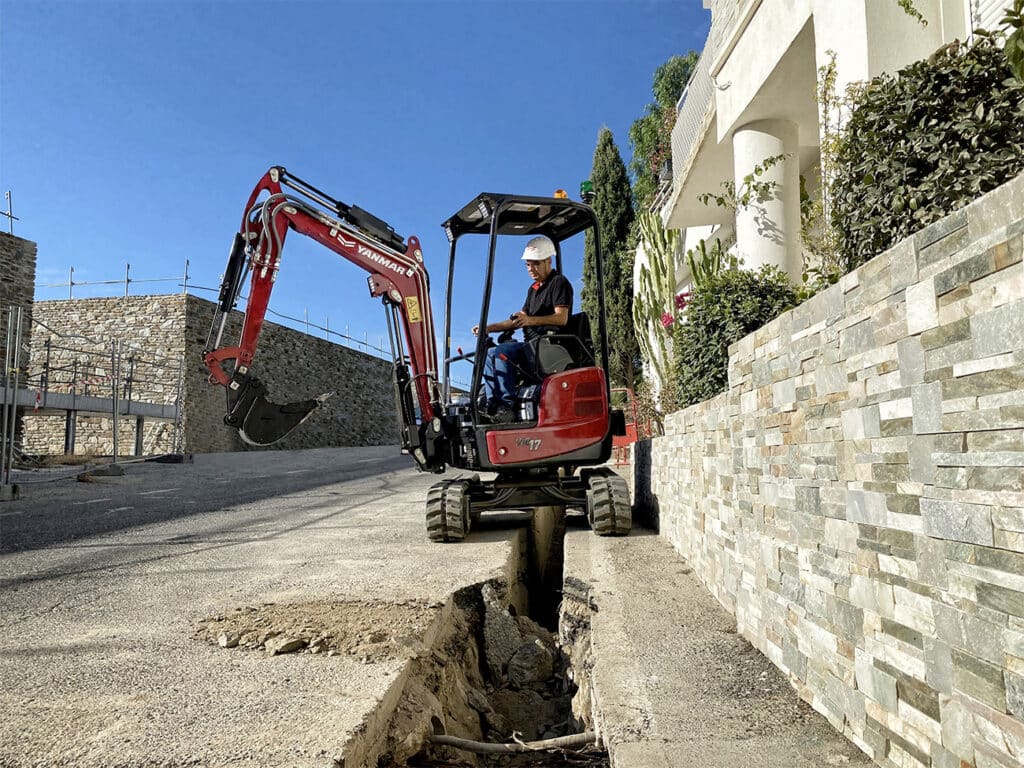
[654,0,1012,288]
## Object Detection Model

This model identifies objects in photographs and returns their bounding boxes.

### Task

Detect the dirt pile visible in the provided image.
[194,599,440,663]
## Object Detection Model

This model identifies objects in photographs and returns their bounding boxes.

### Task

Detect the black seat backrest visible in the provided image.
[534,312,594,376]
[567,312,593,357]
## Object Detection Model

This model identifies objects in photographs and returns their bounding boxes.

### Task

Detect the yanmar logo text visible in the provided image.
[515,437,542,451]
[329,228,415,277]
[358,244,415,278]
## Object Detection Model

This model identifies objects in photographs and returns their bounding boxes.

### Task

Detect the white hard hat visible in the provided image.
[521,236,556,261]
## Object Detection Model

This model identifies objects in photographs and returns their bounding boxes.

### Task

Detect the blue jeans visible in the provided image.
[482,341,533,408]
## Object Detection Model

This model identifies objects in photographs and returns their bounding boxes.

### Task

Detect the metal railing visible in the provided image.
[1,306,27,484]
[662,0,748,219]
[667,52,715,214]
[36,261,193,299]
[0,309,186,480]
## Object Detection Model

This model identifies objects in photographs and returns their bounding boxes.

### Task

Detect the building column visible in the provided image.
[731,119,801,280]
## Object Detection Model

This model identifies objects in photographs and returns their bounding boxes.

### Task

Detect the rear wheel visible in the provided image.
[586,472,631,536]
[426,480,471,542]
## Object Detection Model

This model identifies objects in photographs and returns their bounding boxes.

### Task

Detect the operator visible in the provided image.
[472,235,573,423]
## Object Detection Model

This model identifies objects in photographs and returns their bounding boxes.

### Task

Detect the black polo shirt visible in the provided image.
[522,270,573,342]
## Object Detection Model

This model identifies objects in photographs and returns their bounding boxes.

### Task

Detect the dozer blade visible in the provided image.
[225,373,332,446]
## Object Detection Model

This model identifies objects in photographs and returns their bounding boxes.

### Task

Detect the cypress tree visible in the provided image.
[582,127,639,388]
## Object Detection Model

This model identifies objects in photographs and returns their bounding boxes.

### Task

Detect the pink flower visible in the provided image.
[660,312,675,328]
[674,291,691,311]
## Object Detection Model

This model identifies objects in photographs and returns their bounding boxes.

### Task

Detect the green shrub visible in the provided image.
[833,38,1024,270]
[673,267,797,407]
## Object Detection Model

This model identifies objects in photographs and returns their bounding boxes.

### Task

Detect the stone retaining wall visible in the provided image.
[0,232,36,368]
[635,173,1024,767]
[0,232,37,451]
[23,295,187,456]
[23,295,398,455]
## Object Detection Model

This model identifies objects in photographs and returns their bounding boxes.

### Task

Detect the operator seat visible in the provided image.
[513,312,595,422]
[533,312,594,376]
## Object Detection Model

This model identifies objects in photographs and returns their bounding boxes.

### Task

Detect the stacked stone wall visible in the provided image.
[0,232,36,372]
[24,296,189,455]
[636,172,1024,767]
[22,295,398,455]
[0,232,38,451]
[0,232,36,306]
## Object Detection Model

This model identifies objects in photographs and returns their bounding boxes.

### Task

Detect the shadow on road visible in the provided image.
[0,450,414,556]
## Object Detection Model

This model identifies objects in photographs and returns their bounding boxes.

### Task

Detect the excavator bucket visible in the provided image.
[225,373,332,446]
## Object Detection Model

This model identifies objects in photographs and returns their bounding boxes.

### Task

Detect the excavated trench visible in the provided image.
[196,508,605,768]
[359,507,608,768]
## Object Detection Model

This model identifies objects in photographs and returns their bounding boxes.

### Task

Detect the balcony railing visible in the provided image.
[667,52,715,208]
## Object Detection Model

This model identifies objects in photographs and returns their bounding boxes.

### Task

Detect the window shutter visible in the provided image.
[973,0,1010,31]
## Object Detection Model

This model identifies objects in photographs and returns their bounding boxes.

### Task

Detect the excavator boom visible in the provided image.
[203,167,444,470]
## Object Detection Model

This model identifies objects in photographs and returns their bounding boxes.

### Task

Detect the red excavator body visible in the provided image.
[203,168,631,541]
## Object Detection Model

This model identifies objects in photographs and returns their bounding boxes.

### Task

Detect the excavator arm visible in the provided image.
[203,166,446,472]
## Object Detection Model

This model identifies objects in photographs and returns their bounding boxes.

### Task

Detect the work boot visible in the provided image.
[480,402,514,424]
[490,404,515,424]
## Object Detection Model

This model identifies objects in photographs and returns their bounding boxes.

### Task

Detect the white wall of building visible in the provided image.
[663,0,1007,284]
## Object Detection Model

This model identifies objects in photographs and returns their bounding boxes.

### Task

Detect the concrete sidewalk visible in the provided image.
[563,525,872,767]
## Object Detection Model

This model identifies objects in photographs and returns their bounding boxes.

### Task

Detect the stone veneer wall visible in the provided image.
[636,172,1024,768]
[23,295,398,455]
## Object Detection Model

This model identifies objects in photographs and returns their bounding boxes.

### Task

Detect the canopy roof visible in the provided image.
[441,193,595,244]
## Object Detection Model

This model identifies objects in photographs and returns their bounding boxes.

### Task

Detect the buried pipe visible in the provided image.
[427,730,596,754]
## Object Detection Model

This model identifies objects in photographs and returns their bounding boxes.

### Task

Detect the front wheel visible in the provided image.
[426,480,471,542]
[586,472,631,536]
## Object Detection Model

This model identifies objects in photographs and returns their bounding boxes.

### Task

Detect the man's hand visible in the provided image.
[510,311,530,329]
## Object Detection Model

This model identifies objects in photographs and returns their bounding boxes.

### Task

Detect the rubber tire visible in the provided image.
[426,481,470,543]
[586,473,632,536]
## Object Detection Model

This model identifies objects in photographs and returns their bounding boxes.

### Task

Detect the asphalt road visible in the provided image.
[0,446,413,553]
[0,445,523,767]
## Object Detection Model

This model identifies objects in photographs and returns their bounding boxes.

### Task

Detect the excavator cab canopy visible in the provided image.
[442,193,596,244]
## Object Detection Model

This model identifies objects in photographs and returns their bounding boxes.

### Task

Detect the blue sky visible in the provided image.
[2,0,709,361]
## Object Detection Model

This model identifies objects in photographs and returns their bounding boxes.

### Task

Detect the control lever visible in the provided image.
[496,314,517,345]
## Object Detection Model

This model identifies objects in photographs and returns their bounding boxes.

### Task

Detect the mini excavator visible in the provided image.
[203,167,631,541]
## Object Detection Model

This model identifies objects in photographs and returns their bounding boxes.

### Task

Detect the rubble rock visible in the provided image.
[489,688,552,742]
[265,636,306,655]
[508,638,554,688]
[483,709,512,737]
[481,583,522,679]
[515,614,558,655]
[466,688,491,714]
[218,632,239,649]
